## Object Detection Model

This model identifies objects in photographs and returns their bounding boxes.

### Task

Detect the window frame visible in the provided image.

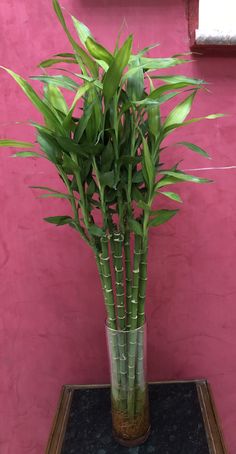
[187,0,236,55]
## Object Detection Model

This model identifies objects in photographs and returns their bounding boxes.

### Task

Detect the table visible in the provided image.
[46,380,227,454]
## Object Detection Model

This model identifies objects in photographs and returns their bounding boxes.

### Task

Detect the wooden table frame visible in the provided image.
[46,380,227,454]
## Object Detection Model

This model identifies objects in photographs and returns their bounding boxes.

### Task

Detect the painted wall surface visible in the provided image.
[0,1,236,453]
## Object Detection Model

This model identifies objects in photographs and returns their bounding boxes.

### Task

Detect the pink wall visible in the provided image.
[0,0,236,453]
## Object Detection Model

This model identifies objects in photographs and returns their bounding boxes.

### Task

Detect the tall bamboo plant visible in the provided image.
[0,0,222,425]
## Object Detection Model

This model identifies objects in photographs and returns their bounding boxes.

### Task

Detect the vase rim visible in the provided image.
[105,319,146,333]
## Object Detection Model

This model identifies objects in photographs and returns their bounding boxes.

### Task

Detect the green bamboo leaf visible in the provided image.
[88,224,104,236]
[141,134,155,189]
[137,200,150,211]
[132,186,144,202]
[39,192,73,200]
[30,122,54,135]
[150,75,206,85]
[37,131,62,163]
[147,83,200,101]
[55,136,91,158]
[160,170,212,184]
[148,209,179,227]
[84,86,101,142]
[30,185,63,192]
[30,75,79,91]
[0,67,63,130]
[62,152,79,172]
[163,114,225,136]
[85,37,113,66]
[128,219,143,236]
[136,42,160,57]
[38,57,77,68]
[63,82,91,128]
[52,0,97,76]
[164,91,197,128]
[127,55,144,101]
[155,175,185,189]
[133,91,181,106]
[54,52,76,58]
[177,141,210,159]
[71,16,92,46]
[103,35,133,105]
[11,151,44,158]
[44,84,68,115]
[31,186,79,199]
[0,140,33,148]
[135,56,191,71]
[44,215,72,225]
[158,191,183,203]
[100,170,115,188]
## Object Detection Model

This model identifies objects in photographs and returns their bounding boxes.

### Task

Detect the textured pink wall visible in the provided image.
[0,0,236,453]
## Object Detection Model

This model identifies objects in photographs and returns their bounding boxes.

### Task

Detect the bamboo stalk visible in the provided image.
[135,238,149,414]
[127,234,142,417]
[137,239,148,327]
[111,232,127,410]
[98,237,122,404]
[100,235,116,329]
[112,232,126,330]
[124,231,132,329]
[130,235,142,330]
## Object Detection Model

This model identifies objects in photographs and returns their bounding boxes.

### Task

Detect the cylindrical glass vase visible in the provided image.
[106,322,150,447]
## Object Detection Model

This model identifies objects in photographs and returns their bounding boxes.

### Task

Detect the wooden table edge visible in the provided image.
[46,379,227,454]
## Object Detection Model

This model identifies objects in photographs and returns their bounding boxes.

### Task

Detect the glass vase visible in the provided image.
[106,322,150,447]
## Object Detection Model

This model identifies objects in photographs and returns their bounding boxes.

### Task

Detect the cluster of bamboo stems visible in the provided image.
[95,231,148,416]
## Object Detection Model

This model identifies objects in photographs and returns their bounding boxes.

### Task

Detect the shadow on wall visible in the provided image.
[71,0,177,8]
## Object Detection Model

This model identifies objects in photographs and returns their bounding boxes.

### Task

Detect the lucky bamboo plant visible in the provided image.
[0,0,223,446]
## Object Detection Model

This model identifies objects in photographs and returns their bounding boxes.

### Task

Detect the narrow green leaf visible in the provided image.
[44,215,72,225]
[137,200,150,211]
[44,84,68,115]
[141,134,155,189]
[52,0,97,76]
[160,170,212,184]
[164,91,197,128]
[100,170,115,188]
[62,82,91,128]
[148,209,178,227]
[158,191,183,203]
[1,67,62,130]
[39,193,73,200]
[148,83,199,101]
[37,131,61,163]
[30,186,63,193]
[163,114,225,136]
[156,175,185,189]
[136,56,190,71]
[136,43,160,57]
[71,16,92,46]
[128,219,143,236]
[0,140,33,148]
[38,57,77,68]
[103,35,133,105]
[177,141,210,159]
[11,151,44,158]
[133,91,181,106]
[150,75,206,85]
[127,55,144,101]
[88,224,104,237]
[30,75,79,91]
[54,52,76,58]
[86,37,113,66]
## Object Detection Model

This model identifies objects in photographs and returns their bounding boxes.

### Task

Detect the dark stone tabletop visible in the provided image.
[61,383,210,454]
